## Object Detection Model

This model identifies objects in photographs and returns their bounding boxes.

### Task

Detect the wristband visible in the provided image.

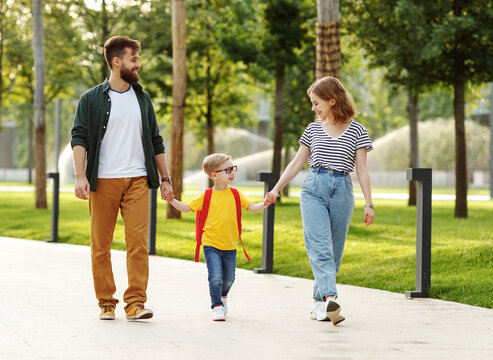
[161,177,173,184]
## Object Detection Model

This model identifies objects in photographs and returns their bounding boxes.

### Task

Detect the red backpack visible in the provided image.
[195,187,251,262]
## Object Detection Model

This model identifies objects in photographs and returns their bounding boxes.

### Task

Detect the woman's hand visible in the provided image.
[264,190,280,206]
[364,206,374,226]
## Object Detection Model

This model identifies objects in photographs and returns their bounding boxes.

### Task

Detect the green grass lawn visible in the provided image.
[1,188,492,309]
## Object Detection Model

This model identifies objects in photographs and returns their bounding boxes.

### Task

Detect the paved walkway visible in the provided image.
[1,236,492,360]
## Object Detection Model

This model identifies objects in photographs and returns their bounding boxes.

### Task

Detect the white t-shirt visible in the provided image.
[98,86,147,178]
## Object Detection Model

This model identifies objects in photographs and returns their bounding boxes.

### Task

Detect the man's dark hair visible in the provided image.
[104,35,141,69]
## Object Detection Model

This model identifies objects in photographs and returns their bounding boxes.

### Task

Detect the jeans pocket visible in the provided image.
[301,171,315,191]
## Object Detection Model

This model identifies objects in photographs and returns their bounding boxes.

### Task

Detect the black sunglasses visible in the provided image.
[214,165,238,174]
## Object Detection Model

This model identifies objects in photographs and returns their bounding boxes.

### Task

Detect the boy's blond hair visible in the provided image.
[202,153,231,177]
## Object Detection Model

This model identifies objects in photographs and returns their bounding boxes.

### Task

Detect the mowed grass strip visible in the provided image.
[1,190,492,308]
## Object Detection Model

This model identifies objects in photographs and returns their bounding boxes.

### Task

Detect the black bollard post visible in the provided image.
[254,172,276,274]
[405,168,432,298]
[148,188,157,255]
[47,172,59,243]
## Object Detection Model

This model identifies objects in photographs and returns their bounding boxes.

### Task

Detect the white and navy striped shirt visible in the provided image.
[299,120,373,173]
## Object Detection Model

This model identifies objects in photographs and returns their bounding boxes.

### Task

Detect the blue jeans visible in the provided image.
[300,167,355,301]
[203,246,237,309]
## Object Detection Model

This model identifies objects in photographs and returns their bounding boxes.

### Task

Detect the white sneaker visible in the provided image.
[221,296,228,317]
[324,298,345,325]
[309,301,329,321]
[212,305,226,321]
[309,301,324,320]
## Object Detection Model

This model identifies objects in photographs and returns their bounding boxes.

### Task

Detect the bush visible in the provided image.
[368,118,490,171]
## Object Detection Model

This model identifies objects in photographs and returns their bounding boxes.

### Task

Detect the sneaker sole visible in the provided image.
[326,301,345,325]
[99,315,115,320]
[213,318,226,321]
[126,310,153,320]
[316,315,331,321]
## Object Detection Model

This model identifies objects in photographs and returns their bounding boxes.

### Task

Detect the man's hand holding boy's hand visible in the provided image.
[160,181,174,201]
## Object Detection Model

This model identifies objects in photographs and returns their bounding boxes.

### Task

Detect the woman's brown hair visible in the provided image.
[307,76,357,124]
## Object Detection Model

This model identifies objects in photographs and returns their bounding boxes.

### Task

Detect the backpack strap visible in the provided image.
[195,188,213,262]
[230,188,251,262]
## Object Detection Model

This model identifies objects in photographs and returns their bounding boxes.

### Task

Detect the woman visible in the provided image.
[264,76,374,325]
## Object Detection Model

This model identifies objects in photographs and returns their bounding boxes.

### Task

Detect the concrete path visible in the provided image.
[1,236,492,360]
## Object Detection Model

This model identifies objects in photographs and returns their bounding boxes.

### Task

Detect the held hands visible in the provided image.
[263,190,280,206]
[160,181,174,202]
[74,176,90,200]
[364,206,374,226]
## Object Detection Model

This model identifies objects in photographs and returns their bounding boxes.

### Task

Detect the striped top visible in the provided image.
[299,120,373,173]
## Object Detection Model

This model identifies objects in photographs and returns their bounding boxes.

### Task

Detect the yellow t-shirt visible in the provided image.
[188,188,253,251]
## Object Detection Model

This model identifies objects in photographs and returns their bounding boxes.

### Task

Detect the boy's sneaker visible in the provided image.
[212,305,226,321]
[325,298,345,325]
[99,305,115,320]
[309,301,329,321]
[126,304,153,320]
[221,296,228,317]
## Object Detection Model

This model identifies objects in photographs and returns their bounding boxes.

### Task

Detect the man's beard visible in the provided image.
[120,65,140,84]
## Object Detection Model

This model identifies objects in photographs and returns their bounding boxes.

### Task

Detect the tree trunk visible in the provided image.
[33,0,47,208]
[272,64,285,187]
[282,145,291,197]
[28,116,34,184]
[407,91,419,206]
[316,0,340,79]
[101,0,109,82]
[454,59,468,218]
[206,74,214,188]
[453,0,467,218]
[167,0,187,219]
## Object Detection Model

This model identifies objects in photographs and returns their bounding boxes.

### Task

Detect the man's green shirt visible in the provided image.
[71,79,165,192]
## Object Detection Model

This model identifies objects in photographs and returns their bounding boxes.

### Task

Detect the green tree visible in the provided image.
[281,2,316,196]
[345,0,436,205]
[186,0,259,188]
[349,0,493,217]
[3,0,86,184]
[263,0,304,183]
[70,0,128,85]
[422,0,493,217]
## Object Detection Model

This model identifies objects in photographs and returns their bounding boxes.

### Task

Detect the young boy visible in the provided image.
[168,153,268,321]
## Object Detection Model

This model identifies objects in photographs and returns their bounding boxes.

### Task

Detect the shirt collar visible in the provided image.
[102,78,143,93]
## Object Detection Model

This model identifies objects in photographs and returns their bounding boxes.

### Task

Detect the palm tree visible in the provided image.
[316,0,340,79]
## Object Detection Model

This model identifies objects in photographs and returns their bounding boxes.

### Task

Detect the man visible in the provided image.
[71,35,173,321]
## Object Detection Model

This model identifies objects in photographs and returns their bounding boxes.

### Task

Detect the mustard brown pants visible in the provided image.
[89,176,149,312]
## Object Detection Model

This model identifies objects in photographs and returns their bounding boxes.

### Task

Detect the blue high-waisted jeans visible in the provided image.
[300,167,355,301]
[203,246,236,309]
